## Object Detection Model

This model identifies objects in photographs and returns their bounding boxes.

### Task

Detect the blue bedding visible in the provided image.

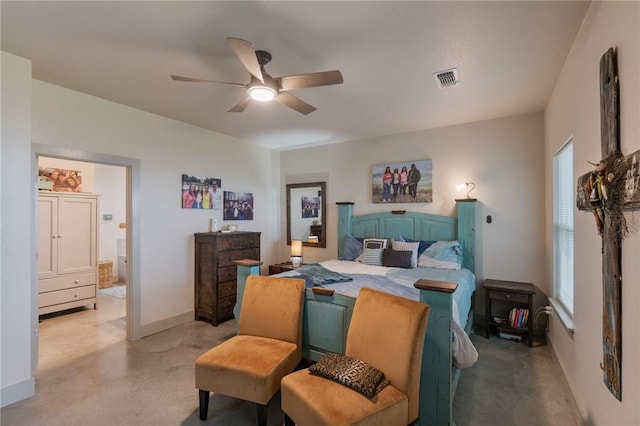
[288,263,353,287]
[283,261,475,330]
[279,260,478,368]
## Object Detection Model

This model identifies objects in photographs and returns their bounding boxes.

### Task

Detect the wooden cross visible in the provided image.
[598,47,623,401]
[576,48,640,400]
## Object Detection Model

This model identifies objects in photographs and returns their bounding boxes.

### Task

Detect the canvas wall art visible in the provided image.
[372,160,432,204]
[39,167,83,192]
[223,191,254,220]
[181,174,222,209]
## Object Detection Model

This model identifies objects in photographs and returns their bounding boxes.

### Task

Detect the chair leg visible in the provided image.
[284,413,295,426]
[256,403,267,426]
[199,389,209,420]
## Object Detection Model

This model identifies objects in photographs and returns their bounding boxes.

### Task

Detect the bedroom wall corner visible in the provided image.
[544,2,640,423]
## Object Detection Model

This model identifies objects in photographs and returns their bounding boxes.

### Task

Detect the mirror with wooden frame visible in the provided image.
[286,182,326,248]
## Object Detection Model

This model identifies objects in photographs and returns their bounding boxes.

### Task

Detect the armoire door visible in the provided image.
[38,195,58,279]
[57,196,97,275]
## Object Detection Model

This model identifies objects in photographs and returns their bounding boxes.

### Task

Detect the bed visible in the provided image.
[234,200,478,425]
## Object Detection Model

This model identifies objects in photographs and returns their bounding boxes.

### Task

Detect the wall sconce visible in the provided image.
[290,240,303,268]
[456,182,477,200]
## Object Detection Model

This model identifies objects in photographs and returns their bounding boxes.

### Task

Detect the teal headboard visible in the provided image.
[337,201,476,273]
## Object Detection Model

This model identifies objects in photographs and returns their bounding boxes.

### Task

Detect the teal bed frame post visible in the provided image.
[416,199,476,426]
[336,202,354,260]
[456,199,476,273]
[232,259,263,324]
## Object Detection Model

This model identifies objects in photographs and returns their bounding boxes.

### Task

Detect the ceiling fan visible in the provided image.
[171,37,343,115]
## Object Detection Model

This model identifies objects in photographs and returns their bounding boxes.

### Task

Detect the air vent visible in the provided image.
[433,68,459,89]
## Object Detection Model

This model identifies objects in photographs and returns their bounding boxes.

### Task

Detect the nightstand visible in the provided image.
[483,279,535,347]
[268,262,297,275]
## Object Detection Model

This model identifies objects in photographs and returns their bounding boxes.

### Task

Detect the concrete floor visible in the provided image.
[1,291,578,425]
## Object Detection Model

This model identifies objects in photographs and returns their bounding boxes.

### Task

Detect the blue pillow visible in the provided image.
[417,241,463,270]
[341,235,364,261]
[396,236,435,257]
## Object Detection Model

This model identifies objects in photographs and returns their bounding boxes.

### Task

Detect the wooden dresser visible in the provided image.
[194,231,260,325]
[38,192,99,315]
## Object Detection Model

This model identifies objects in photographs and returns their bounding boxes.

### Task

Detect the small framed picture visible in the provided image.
[223,191,254,220]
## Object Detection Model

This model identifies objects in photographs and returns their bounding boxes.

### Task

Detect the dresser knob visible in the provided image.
[74,293,79,298]
[74,279,79,283]
[506,294,511,298]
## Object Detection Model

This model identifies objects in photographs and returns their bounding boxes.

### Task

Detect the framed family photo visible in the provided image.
[372,159,432,204]
[181,174,222,209]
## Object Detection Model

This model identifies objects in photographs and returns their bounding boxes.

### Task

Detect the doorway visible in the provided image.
[38,155,126,317]
[32,144,141,372]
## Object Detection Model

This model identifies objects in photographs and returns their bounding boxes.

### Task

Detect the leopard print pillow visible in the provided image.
[308,352,390,397]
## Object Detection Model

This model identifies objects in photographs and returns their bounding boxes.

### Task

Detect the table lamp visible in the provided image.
[290,240,303,268]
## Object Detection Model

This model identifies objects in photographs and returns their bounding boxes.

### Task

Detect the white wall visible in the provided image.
[281,112,547,312]
[30,80,281,325]
[1,53,283,405]
[94,163,127,279]
[545,2,640,424]
[1,52,36,406]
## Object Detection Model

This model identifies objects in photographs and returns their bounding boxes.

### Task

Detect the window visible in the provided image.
[553,139,574,315]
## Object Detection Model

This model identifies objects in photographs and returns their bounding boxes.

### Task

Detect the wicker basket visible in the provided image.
[98,261,113,289]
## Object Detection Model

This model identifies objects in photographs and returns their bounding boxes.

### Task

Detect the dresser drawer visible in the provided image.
[218,247,260,267]
[39,284,96,308]
[39,272,96,293]
[218,266,237,283]
[218,234,260,251]
[217,294,236,318]
[488,290,529,304]
[218,280,236,298]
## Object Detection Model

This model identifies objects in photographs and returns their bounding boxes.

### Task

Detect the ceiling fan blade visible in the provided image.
[275,92,317,115]
[226,37,264,83]
[277,70,343,91]
[228,97,253,113]
[170,75,246,88]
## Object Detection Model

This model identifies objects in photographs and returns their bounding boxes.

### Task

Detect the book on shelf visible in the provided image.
[508,307,529,328]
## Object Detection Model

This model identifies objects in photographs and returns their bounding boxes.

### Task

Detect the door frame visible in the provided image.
[32,144,142,354]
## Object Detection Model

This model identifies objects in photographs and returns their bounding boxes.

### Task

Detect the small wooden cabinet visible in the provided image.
[483,279,535,347]
[38,192,99,315]
[194,231,260,326]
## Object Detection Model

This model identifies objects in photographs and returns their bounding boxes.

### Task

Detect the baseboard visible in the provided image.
[547,340,585,425]
[137,310,195,338]
[1,377,35,408]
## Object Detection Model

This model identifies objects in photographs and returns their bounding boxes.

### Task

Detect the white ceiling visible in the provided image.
[1,1,590,150]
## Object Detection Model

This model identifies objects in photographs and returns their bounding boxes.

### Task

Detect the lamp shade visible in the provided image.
[291,240,303,257]
[456,182,476,199]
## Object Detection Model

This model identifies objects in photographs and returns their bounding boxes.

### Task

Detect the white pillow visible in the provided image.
[391,240,419,268]
[360,238,387,266]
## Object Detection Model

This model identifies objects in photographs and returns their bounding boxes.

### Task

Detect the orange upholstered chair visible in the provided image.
[281,287,430,426]
[195,275,305,425]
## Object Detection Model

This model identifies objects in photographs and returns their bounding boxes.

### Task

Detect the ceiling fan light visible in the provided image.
[248,86,276,102]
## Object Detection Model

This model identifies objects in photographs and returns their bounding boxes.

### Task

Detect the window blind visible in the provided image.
[553,140,574,314]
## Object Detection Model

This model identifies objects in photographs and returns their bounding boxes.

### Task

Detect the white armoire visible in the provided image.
[38,192,99,315]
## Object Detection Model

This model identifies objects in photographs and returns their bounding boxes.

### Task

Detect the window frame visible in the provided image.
[553,137,574,318]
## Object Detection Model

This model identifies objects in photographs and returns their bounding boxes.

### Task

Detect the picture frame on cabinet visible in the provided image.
[38,167,83,192]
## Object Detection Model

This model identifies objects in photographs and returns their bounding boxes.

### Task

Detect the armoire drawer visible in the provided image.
[39,284,96,308]
[39,272,96,293]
